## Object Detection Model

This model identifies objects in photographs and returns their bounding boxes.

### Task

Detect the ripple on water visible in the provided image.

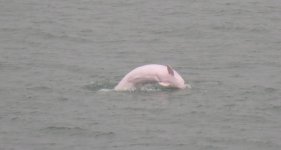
[82,81,116,92]
[40,126,115,138]
[82,82,187,92]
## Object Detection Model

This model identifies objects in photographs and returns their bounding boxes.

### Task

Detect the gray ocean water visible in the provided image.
[1,0,281,150]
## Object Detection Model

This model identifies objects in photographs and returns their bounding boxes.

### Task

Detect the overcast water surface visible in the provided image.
[1,0,281,150]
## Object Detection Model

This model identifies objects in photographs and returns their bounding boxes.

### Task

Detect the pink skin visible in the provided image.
[114,64,191,91]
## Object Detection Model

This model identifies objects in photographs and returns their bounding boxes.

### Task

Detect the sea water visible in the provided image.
[0,0,281,150]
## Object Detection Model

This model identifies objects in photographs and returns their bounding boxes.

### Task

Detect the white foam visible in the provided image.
[98,89,114,92]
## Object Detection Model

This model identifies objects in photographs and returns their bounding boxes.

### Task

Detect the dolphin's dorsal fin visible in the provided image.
[166,65,174,76]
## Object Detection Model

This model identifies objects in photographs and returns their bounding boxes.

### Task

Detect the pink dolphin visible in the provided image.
[114,64,191,91]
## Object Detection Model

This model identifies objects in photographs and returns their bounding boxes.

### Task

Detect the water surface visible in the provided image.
[1,0,281,150]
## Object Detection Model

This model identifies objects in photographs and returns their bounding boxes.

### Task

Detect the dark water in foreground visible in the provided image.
[1,0,281,150]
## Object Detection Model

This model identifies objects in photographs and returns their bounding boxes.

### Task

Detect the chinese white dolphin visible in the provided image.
[114,64,191,91]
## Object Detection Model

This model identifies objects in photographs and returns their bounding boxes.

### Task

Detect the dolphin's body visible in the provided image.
[114,64,190,91]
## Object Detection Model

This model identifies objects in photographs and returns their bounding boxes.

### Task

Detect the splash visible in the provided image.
[98,88,114,92]
[82,80,116,92]
[83,81,181,93]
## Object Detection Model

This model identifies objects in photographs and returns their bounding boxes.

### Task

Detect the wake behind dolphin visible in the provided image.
[114,64,191,91]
